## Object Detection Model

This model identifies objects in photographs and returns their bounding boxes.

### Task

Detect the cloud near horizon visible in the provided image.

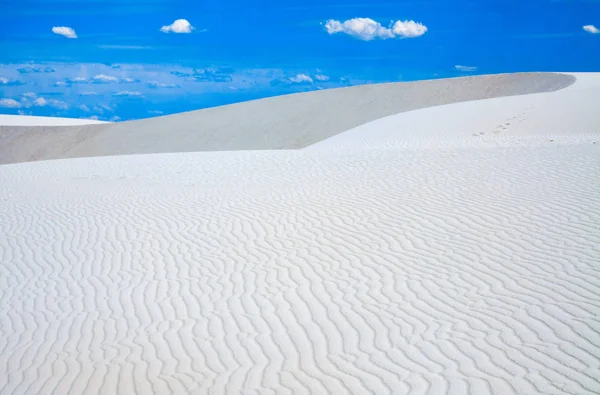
[454,65,478,72]
[290,73,314,84]
[147,81,179,88]
[0,92,69,110]
[324,18,427,40]
[0,62,364,121]
[160,19,195,33]
[0,99,21,108]
[57,74,139,86]
[21,92,69,109]
[583,25,599,34]
[113,91,143,97]
[52,26,77,39]
[270,72,331,86]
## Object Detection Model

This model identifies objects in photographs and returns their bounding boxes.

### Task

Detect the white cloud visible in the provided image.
[147,80,179,88]
[52,101,68,110]
[315,74,330,81]
[290,74,314,84]
[583,25,599,34]
[324,18,427,40]
[454,65,478,72]
[325,18,393,40]
[92,74,118,83]
[160,19,195,33]
[57,74,134,86]
[70,77,88,83]
[34,97,48,106]
[22,92,37,98]
[114,91,143,97]
[52,26,78,39]
[21,96,65,109]
[0,99,21,108]
[79,104,91,112]
[392,20,428,38]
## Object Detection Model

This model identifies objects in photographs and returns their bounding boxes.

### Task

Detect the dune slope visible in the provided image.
[0,73,599,395]
[0,72,574,165]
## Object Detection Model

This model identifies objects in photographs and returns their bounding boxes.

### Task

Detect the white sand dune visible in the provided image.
[0,114,108,126]
[308,73,600,152]
[0,73,599,394]
[0,72,574,165]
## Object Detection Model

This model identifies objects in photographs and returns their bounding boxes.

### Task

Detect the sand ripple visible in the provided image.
[1,144,599,394]
[0,73,599,394]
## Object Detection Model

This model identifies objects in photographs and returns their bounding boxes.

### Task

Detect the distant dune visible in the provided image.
[1,73,599,395]
[0,72,574,165]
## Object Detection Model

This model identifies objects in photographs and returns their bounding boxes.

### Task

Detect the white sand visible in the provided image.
[0,72,574,165]
[308,72,600,152]
[0,114,108,126]
[0,73,599,395]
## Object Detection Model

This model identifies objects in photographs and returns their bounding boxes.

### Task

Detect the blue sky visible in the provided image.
[0,0,599,121]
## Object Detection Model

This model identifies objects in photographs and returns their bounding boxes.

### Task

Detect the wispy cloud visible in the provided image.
[52,26,77,39]
[583,25,599,34]
[93,104,114,113]
[33,97,48,106]
[47,99,69,110]
[0,77,26,86]
[270,73,321,86]
[170,68,234,82]
[324,18,427,40]
[92,74,119,83]
[147,81,180,88]
[57,74,138,86]
[454,65,478,72]
[113,91,143,97]
[17,92,69,110]
[0,99,21,108]
[1,62,343,121]
[160,19,195,33]
[17,66,56,74]
[67,77,89,84]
